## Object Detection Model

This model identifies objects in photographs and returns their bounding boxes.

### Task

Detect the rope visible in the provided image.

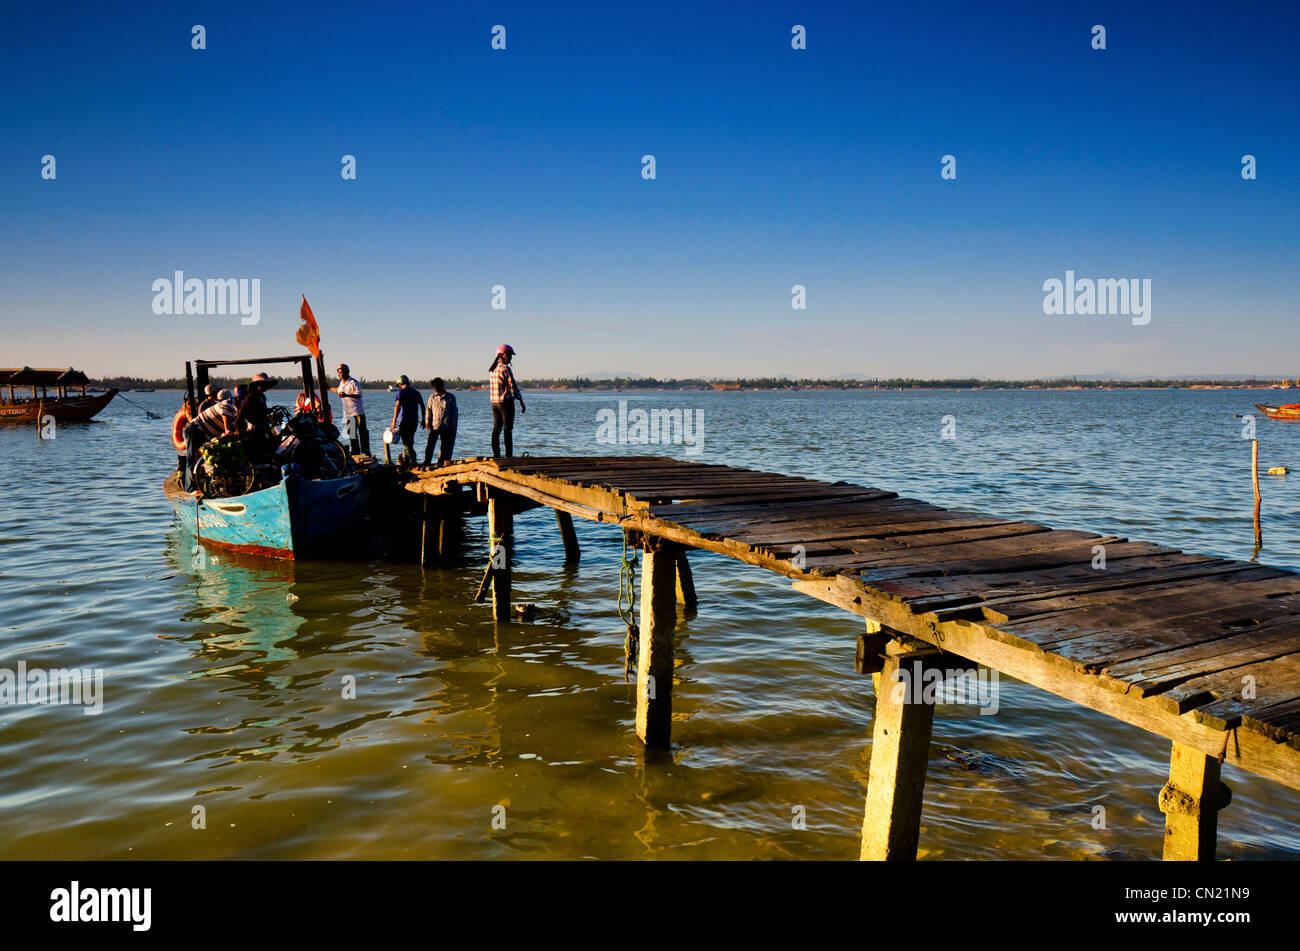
[115,393,162,419]
[619,530,639,681]
[474,531,504,603]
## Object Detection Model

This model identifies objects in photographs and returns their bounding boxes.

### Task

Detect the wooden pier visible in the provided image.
[407,455,1300,861]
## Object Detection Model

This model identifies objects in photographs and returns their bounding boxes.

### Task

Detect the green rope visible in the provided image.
[619,530,639,681]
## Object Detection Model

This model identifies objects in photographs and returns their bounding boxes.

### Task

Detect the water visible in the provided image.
[2,388,1299,859]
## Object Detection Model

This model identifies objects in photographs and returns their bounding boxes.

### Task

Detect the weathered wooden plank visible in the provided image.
[793,575,1300,791]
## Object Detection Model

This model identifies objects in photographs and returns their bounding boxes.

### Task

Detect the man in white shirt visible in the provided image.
[335,363,370,455]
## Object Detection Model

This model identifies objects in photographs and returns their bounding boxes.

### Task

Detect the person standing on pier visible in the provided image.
[423,377,458,467]
[335,363,369,455]
[489,344,525,457]
[390,375,423,464]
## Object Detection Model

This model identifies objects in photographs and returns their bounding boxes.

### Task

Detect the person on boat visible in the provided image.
[182,390,238,491]
[198,383,218,412]
[422,377,458,467]
[390,375,423,464]
[236,372,277,456]
[335,363,369,456]
[489,344,525,457]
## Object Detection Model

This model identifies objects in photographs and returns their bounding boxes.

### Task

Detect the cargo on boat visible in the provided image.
[0,367,117,422]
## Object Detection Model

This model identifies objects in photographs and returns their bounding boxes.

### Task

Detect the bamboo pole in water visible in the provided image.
[1253,439,1262,548]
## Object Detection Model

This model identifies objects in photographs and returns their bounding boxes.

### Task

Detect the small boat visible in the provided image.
[1254,403,1300,421]
[164,352,378,560]
[0,367,118,422]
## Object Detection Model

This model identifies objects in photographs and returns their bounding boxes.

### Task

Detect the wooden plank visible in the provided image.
[1156,652,1300,716]
[792,575,1300,792]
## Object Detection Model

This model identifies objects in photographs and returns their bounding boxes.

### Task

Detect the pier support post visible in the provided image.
[636,537,680,748]
[420,496,444,567]
[555,510,580,564]
[488,491,513,622]
[1159,741,1231,861]
[675,549,697,610]
[856,618,889,676]
[861,636,942,861]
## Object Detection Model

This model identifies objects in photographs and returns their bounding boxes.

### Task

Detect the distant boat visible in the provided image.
[709,382,742,391]
[0,367,118,422]
[1254,403,1300,421]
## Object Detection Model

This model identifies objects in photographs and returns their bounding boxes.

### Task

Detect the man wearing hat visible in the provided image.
[198,383,218,412]
[236,372,277,453]
[389,374,423,464]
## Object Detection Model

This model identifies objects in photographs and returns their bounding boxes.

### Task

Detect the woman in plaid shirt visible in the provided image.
[488,344,525,457]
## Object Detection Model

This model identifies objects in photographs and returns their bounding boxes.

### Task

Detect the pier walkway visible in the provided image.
[406,455,1300,860]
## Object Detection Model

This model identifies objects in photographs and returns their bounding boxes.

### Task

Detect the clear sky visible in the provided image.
[2,0,1297,381]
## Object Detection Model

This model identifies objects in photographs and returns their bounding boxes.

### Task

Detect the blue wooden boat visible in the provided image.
[166,468,369,560]
[165,350,377,560]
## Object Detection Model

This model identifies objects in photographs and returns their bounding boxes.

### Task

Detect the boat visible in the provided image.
[1254,403,1300,421]
[164,352,381,560]
[165,467,370,560]
[0,367,118,422]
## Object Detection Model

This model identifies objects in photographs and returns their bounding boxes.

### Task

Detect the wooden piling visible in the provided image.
[488,491,513,622]
[422,513,445,566]
[674,549,697,609]
[1160,741,1230,861]
[636,538,680,747]
[555,509,580,563]
[861,637,942,861]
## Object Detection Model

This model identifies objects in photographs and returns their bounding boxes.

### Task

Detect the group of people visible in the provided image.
[334,344,526,467]
[181,371,278,489]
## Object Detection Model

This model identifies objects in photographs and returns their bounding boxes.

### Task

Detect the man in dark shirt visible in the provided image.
[236,372,277,458]
[390,375,423,464]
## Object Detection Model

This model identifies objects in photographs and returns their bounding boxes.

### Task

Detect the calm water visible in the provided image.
[2,388,1299,860]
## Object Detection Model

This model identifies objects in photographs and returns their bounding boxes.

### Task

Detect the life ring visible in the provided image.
[171,407,190,453]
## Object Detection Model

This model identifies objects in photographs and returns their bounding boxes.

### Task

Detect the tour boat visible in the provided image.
[0,367,117,422]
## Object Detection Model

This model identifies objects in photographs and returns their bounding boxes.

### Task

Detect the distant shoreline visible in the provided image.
[91,376,1300,393]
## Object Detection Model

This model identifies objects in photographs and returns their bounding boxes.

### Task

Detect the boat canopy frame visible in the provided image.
[185,354,331,423]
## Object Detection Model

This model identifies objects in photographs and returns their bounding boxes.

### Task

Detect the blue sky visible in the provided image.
[2,0,1297,380]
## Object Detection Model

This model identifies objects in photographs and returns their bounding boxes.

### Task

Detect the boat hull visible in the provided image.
[0,389,119,422]
[1254,403,1300,421]
[166,469,370,560]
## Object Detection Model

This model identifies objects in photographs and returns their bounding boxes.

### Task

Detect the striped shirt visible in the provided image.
[489,364,519,404]
[193,400,237,439]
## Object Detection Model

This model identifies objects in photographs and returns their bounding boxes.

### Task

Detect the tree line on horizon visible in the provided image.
[89,374,1295,392]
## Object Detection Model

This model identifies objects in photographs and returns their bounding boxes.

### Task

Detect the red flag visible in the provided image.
[297,295,321,357]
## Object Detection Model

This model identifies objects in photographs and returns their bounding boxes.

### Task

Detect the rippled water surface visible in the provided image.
[2,388,1299,859]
